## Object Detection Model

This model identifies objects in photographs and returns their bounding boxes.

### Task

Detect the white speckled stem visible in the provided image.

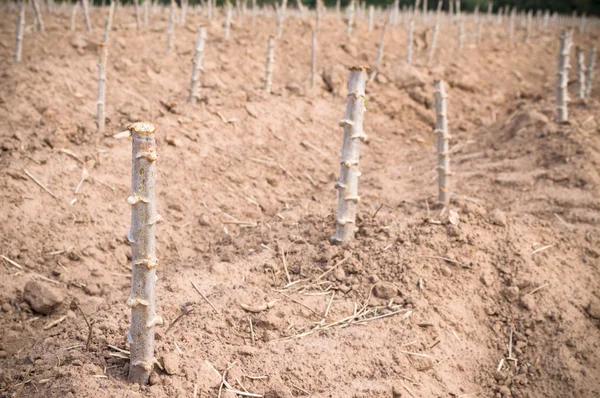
[315,0,320,32]
[189,27,206,103]
[207,0,212,19]
[434,80,450,207]
[32,0,44,32]
[406,19,414,64]
[15,3,25,63]
[180,0,187,25]
[368,5,373,32]
[556,30,572,123]
[81,0,92,32]
[276,2,284,38]
[166,1,175,52]
[335,0,340,20]
[576,46,586,99]
[585,45,595,98]
[264,36,275,94]
[127,122,162,385]
[331,67,368,246]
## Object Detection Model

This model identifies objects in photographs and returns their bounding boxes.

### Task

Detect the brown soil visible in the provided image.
[1,7,599,398]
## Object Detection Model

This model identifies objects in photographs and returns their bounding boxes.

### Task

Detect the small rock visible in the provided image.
[262,330,278,342]
[338,284,352,294]
[333,267,346,282]
[586,301,600,319]
[1,303,12,312]
[372,282,399,300]
[446,225,460,237]
[489,209,507,227]
[165,136,182,147]
[502,286,520,303]
[84,283,102,297]
[198,214,211,227]
[23,281,64,315]
[162,352,180,375]
[392,384,403,397]
[264,383,293,398]
[480,271,495,286]
[448,210,460,226]
[520,295,536,311]
[439,266,452,277]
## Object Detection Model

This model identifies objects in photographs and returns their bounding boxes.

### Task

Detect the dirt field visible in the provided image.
[1,5,599,398]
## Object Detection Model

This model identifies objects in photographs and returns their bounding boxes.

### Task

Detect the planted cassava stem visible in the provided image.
[70,2,78,32]
[428,20,439,64]
[374,22,387,72]
[126,122,163,385]
[406,19,414,64]
[134,0,141,31]
[556,30,572,123]
[15,2,25,63]
[311,31,316,89]
[368,5,374,32]
[346,0,354,36]
[224,2,232,40]
[32,0,44,32]
[82,0,92,32]
[434,80,451,207]
[264,36,275,94]
[96,2,115,134]
[576,46,586,99]
[584,45,595,98]
[331,66,369,246]
[166,1,175,53]
[189,27,207,104]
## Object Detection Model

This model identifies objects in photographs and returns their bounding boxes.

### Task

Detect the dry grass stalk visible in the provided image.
[310,30,316,89]
[428,20,439,63]
[82,0,93,32]
[434,80,451,207]
[556,30,572,123]
[126,122,163,385]
[584,45,596,98]
[32,0,45,32]
[15,2,25,63]
[189,27,207,104]
[576,46,586,99]
[166,1,175,53]
[263,36,275,94]
[331,66,369,246]
[406,19,414,64]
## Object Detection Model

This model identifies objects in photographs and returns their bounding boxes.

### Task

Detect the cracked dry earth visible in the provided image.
[1,7,600,398]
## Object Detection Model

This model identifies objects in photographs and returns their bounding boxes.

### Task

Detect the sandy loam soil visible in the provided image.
[0,5,599,398]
